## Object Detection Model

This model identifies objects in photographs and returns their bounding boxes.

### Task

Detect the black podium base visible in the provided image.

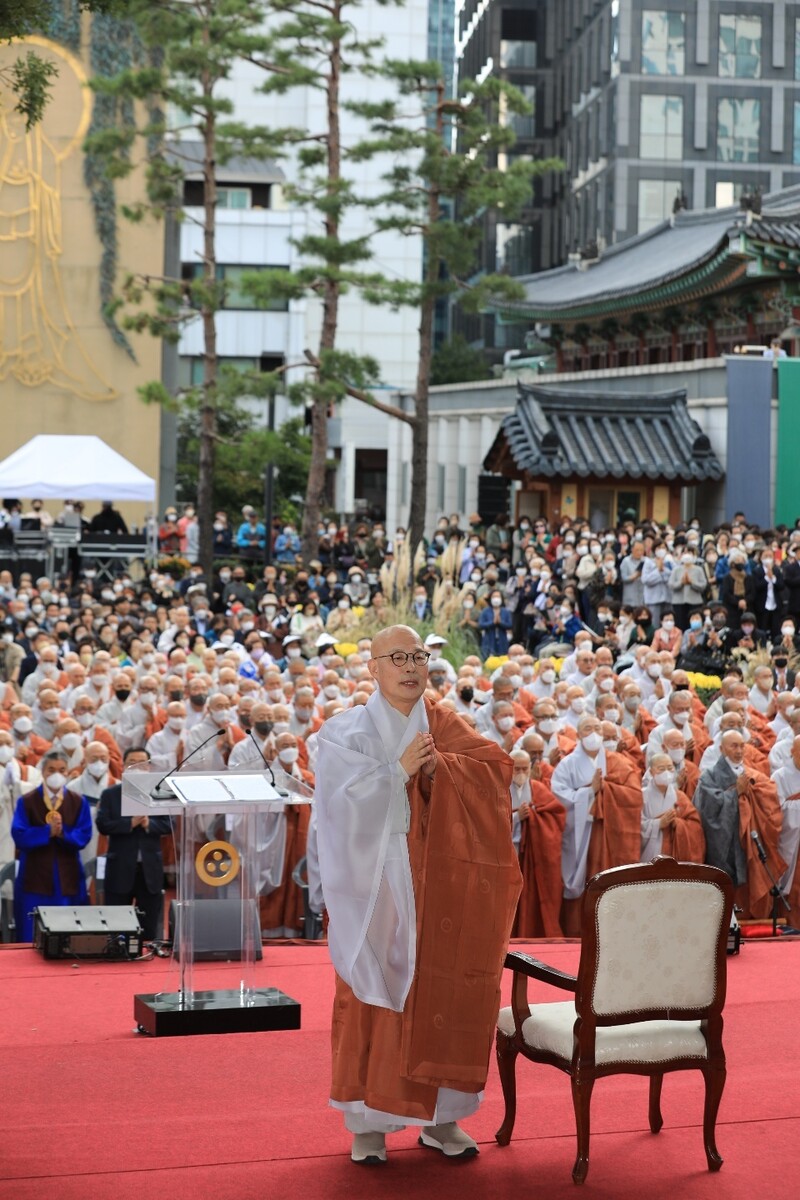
[134,987,301,1037]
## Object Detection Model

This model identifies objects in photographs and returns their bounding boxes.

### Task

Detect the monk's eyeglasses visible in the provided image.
[375,651,431,668]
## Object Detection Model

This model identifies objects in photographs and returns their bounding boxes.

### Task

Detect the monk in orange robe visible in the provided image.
[510,744,565,938]
[317,626,521,1165]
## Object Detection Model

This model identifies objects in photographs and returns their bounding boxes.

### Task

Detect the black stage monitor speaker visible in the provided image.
[168,899,263,961]
[33,905,143,960]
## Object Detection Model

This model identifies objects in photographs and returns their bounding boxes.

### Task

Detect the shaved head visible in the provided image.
[371,624,422,658]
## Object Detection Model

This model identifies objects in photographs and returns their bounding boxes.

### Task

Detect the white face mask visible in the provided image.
[604,709,620,724]
[540,669,555,684]
[496,716,515,732]
[272,721,290,736]
[667,747,685,765]
[42,708,60,723]
[211,709,231,726]
[661,620,674,631]
[0,745,13,764]
[46,772,66,792]
[278,747,299,765]
[782,626,795,637]
[624,696,640,713]
[76,713,94,729]
[60,733,82,752]
[267,688,284,702]
[581,732,603,753]
[323,684,340,699]
[286,647,302,659]
[491,597,502,608]
[13,717,33,735]
[672,710,690,726]
[508,675,523,690]
[598,677,615,693]
[570,699,586,716]
[168,717,185,732]
[647,663,662,679]
[139,692,156,708]
[221,683,238,697]
[87,760,108,779]
[653,770,674,788]
[603,738,618,751]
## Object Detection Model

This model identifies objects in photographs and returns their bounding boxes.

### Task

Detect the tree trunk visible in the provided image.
[197,45,217,577]
[407,81,445,559]
[301,4,341,560]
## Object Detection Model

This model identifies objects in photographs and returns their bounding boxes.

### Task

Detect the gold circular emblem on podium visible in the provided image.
[195,840,240,887]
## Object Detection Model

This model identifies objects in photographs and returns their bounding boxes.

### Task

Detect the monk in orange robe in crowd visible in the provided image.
[509,744,566,938]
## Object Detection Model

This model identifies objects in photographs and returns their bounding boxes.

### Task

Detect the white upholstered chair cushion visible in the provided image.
[592,880,724,1015]
[497,1002,708,1065]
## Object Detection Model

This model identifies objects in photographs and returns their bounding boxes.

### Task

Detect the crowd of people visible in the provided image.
[2,502,800,945]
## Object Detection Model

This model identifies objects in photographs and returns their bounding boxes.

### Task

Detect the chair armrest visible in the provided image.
[505,951,577,993]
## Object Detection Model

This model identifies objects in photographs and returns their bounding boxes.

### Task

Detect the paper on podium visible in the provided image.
[167,773,278,805]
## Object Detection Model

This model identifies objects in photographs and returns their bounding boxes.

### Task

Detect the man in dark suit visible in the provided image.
[771,645,796,693]
[96,747,172,941]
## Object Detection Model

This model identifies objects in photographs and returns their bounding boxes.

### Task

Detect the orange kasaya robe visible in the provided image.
[513,778,566,938]
[677,758,699,801]
[616,727,645,773]
[748,708,776,752]
[664,789,706,862]
[739,776,786,919]
[743,741,770,776]
[331,700,521,1121]
[634,707,657,746]
[259,798,311,936]
[585,750,643,881]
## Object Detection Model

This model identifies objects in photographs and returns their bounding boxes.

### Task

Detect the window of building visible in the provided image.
[717,98,760,162]
[640,94,683,159]
[714,180,746,207]
[794,103,800,165]
[637,179,677,232]
[509,84,536,139]
[719,14,761,79]
[181,263,289,311]
[217,186,251,209]
[641,11,685,76]
[179,356,259,389]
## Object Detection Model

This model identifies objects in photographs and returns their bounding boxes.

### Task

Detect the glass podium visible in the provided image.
[122,765,308,1036]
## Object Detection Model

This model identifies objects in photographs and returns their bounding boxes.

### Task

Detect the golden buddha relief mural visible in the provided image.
[0,36,117,401]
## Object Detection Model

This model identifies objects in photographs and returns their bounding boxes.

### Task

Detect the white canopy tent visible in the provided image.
[0,435,156,502]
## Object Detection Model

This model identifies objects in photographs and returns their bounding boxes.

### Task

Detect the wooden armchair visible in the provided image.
[495,856,734,1184]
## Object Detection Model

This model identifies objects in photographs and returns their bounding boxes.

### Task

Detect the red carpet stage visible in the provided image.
[1,939,798,1200]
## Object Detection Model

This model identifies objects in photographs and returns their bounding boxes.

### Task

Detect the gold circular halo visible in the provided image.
[195,839,240,887]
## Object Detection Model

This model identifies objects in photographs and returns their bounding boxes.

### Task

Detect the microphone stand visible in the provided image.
[750,830,791,937]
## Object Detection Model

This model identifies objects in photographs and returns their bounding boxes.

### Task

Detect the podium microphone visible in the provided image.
[150,728,224,800]
[248,730,277,788]
[750,828,768,863]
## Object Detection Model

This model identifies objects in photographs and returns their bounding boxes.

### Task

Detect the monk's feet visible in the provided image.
[418,1122,479,1159]
[351,1130,387,1165]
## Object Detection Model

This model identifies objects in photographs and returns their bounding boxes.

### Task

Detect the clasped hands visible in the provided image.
[400,732,436,778]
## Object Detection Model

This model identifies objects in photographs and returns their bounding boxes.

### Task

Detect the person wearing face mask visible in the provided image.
[650,609,682,657]
[145,701,187,773]
[509,745,566,939]
[551,714,643,936]
[640,754,705,863]
[769,643,796,694]
[11,749,92,941]
[325,593,358,636]
[31,689,65,741]
[96,670,136,731]
[71,742,117,866]
[560,685,590,733]
[8,702,51,768]
[115,676,167,753]
[72,697,123,779]
[640,540,674,627]
[260,732,315,939]
[482,701,519,751]
[718,551,756,630]
[0,731,43,896]
[183,694,245,770]
[595,694,644,773]
[750,550,785,639]
[693,730,784,917]
[96,747,173,942]
[667,545,707,631]
[478,590,512,658]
